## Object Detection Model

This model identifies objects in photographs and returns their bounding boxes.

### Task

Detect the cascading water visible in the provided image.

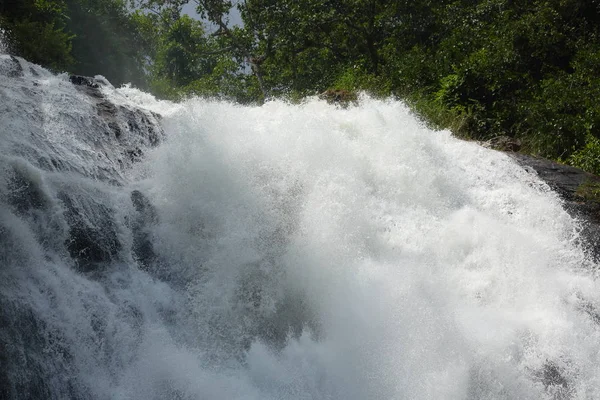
[1,55,600,400]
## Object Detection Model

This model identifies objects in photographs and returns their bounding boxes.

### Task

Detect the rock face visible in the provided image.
[510,153,600,260]
[68,73,163,169]
[0,56,166,399]
[130,189,158,270]
[480,134,600,260]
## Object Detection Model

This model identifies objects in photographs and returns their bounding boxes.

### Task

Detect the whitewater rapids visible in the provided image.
[1,56,600,399]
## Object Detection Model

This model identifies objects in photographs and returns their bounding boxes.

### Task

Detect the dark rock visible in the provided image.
[97,100,117,117]
[0,56,168,398]
[6,166,49,215]
[0,56,23,78]
[131,190,156,219]
[69,75,99,88]
[50,158,67,171]
[108,121,122,138]
[542,362,568,389]
[90,98,164,165]
[69,75,105,102]
[150,110,162,121]
[58,192,122,271]
[126,148,143,163]
[130,190,157,270]
[66,74,164,173]
[483,136,522,152]
[510,153,600,260]
[509,154,600,209]
[579,300,600,325]
[0,296,75,400]
[8,56,23,78]
[509,154,600,199]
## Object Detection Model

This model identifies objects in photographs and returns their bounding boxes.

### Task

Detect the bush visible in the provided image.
[569,135,600,175]
[4,19,73,70]
[0,0,74,71]
[332,66,392,97]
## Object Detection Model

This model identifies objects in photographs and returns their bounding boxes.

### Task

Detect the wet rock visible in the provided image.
[117,105,162,146]
[67,73,164,173]
[126,148,144,163]
[90,99,163,164]
[0,298,74,400]
[6,165,49,215]
[149,110,162,122]
[0,55,167,398]
[482,135,522,152]
[542,362,568,389]
[69,75,99,88]
[579,301,600,325]
[131,190,156,224]
[130,190,157,270]
[49,158,67,172]
[108,121,122,138]
[59,192,122,271]
[69,75,106,101]
[0,56,23,78]
[509,154,599,198]
[510,153,600,260]
[540,361,573,399]
[97,100,117,117]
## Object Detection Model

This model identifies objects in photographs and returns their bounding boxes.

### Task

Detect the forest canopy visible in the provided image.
[2,0,600,173]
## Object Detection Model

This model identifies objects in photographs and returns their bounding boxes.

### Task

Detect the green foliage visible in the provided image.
[151,16,211,87]
[0,0,74,70]
[575,179,600,204]
[407,89,478,138]
[333,67,391,97]
[4,0,600,174]
[569,135,600,176]
[6,19,74,70]
[0,0,152,85]
[65,0,151,87]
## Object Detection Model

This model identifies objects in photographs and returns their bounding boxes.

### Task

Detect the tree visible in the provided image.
[65,0,151,87]
[0,0,74,70]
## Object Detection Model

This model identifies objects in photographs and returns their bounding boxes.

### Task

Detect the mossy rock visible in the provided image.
[319,89,357,105]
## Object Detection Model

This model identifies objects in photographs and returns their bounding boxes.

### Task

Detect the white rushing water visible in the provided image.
[2,57,600,399]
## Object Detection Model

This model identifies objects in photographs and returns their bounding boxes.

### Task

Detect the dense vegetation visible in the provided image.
[2,0,600,172]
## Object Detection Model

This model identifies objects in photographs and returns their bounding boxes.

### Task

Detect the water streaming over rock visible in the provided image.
[1,56,600,400]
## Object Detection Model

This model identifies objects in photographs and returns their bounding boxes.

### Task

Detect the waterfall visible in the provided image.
[1,56,599,400]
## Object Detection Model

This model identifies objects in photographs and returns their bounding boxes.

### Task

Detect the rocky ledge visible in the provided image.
[68,74,164,167]
[0,57,165,273]
[509,153,600,261]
